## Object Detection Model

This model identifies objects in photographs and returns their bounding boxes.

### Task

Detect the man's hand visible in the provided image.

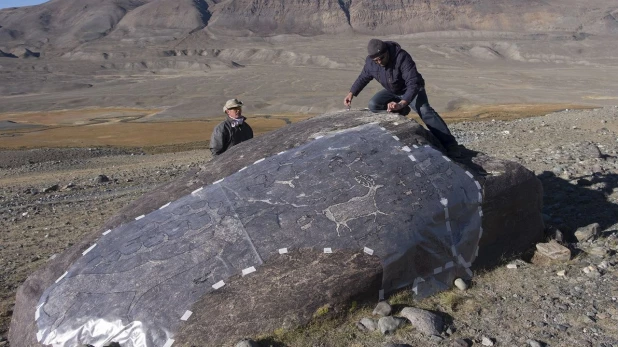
[387,101,405,112]
[344,92,354,107]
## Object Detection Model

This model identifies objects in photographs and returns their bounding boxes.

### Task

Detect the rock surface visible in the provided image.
[8,110,543,346]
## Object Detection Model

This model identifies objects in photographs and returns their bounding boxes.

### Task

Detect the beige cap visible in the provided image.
[223,98,243,112]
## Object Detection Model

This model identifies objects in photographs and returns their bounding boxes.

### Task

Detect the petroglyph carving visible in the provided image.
[322,174,388,236]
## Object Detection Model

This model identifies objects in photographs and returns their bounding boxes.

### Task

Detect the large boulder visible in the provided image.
[9,110,543,347]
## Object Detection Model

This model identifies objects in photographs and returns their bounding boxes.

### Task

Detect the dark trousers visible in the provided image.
[368,89,457,147]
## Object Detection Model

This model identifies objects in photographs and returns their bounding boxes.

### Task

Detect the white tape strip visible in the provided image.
[475,181,481,190]
[35,305,42,320]
[465,268,473,277]
[444,208,450,219]
[444,261,454,269]
[192,187,204,194]
[180,310,193,321]
[324,248,333,254]
[278,248,288,254]
[442,155,451,162]
[82,244,97,256]
[363,247,374,255]
[36,330,44,342]
[392,135,400,141]
[162,339,175,347]
[465,171,474,178]
[239,166,248,172]
[159,202,171,210]
[254,158,265,164]
[379,289,385,301]
[433,266,443,275]
[212,281,225,290]
[135,215,145,221]
[458,254,471,268]
[55,271,68,283]
[478,227,484,239]
[277,151,286,155]
[408,154,417,162]
[315,136,324,139]
[242,266,257,276]
[103,229,112,235]
[446,221,452,232]
[440,198,448,206]
[401,146,411,152]
[478,192,483,202]
[213,178,224,184]
[478,207,483,216]
[475,246,479,257]
[451,245,458,257]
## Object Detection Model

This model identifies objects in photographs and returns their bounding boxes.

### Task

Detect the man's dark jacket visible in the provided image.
[350,41,425,103]
[210,116,253,155]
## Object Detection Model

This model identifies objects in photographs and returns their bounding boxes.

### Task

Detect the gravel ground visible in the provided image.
[1,106,618,346]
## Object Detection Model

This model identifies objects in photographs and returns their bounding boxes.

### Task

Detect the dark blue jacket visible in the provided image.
[350,41,425,103]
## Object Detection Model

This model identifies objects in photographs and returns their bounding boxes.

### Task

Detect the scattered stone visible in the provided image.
[587,246,608,257]
[94,174,110,183]
[235,339,258,347]
[373,301,393,317]
[531,240,571,265]
[574,223,600,242]
[400,307,443,336]
[452,339,471,347]
[527,339,544,347]
[378,316,404,335]
[429,334,444,342]
[557,270,566,276]
[358,317,378,332]
[481,336,495,346]
[506,263,518,269]
[43,184,59,193]
[454,278,468,291]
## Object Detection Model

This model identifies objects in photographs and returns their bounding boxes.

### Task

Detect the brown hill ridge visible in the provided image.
[1,0,617,52]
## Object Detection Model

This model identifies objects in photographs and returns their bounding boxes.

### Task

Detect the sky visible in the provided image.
[0,0,48,10]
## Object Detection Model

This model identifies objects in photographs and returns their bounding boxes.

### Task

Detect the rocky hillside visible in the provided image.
[1,0,617,52]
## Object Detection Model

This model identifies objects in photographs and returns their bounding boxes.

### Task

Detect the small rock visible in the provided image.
[400,307,443,336]
[94,174,110,183]
[506,263,518,269]
[575,223,600,242]
[430,334,444,342]
[557,270,566,276]
[235,339,258,347]
[43,184,59,193]
[481,336,495,346]
[378,316,404,335]
[587,246,608,257]
[454,278,468,291]
[452,339,471,347]
[373,301,393,317]
[527,339,544,347]
[359,317,378,332]
[534,240,571,262]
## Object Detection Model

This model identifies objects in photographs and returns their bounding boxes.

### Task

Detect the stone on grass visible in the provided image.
[454,278,468,291]
[235,339,259,347]
[373,301,392,317]
[358,317,378,332]
[400,307,443,336]
[378,316,404,335]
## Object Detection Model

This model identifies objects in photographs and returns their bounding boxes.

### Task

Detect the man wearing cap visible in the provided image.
[210,98,254,156]
[344,39,460,156]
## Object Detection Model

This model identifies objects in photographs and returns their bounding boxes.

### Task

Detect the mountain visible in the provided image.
[1,0,617,53]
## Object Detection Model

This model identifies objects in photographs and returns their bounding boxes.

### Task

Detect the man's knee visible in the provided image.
[368,99,386,112]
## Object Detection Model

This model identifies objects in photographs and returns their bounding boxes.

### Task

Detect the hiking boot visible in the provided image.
[446,144,463,158]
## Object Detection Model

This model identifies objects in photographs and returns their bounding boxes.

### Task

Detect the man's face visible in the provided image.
[226,107,242,119]
[372,51,389,67]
